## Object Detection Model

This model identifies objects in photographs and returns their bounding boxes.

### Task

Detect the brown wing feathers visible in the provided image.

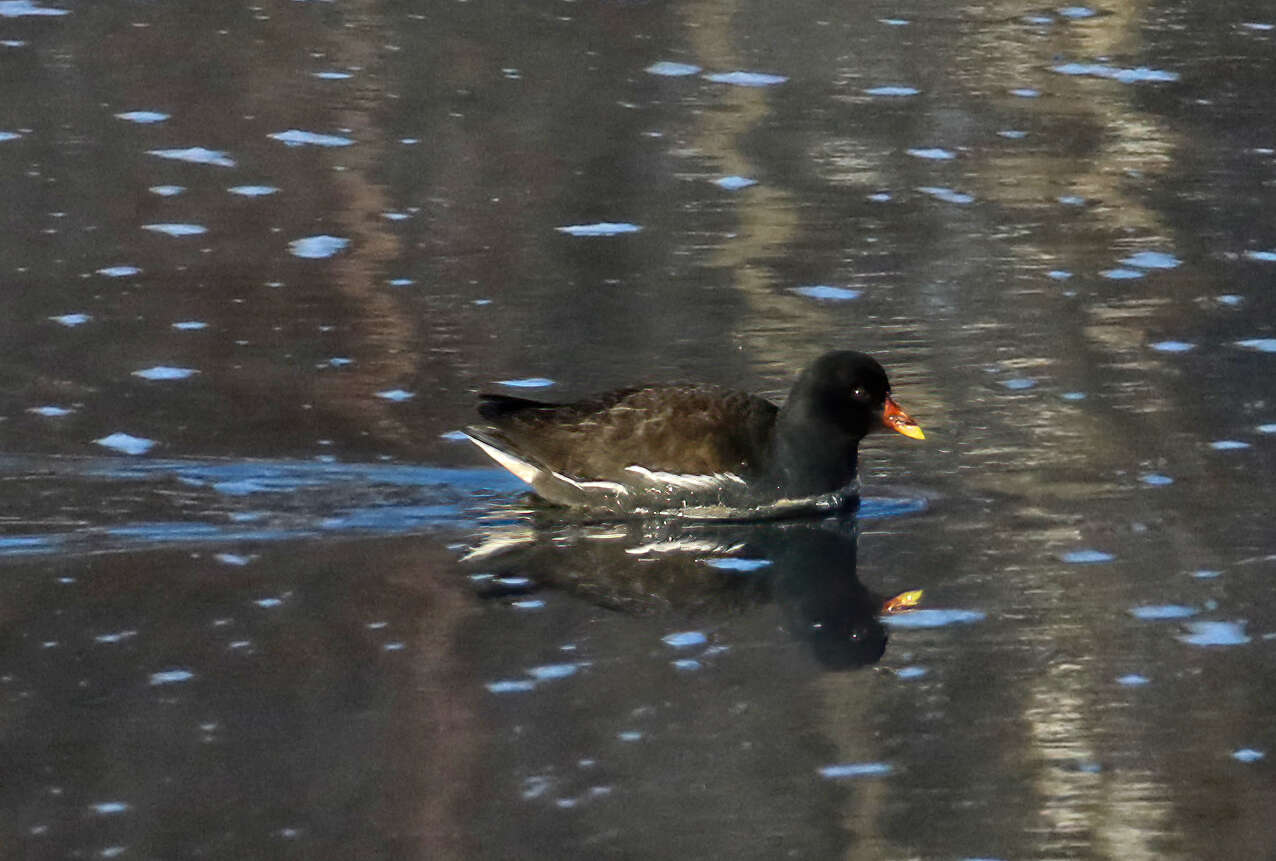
[473,386,778,481]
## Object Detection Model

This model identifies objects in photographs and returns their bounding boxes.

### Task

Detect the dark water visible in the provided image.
[3,0,1276,858]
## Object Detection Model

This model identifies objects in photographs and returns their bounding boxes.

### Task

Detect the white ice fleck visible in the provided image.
[132,366,199,381]
[95,433,155,455]
[268,129,355,147]
[148,147,236,167]
[149,669,194,685]
[116,110,169,124]
[143,223,207,237]
[289,235,349,258]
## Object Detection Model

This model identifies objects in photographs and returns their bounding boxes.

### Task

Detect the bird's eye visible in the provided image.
[851,387,869,402]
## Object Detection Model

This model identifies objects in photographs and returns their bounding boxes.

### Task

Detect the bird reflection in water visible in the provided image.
[460,507,922,671]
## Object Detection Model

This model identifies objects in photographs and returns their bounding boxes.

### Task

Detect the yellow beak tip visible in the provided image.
[881,396,924,441]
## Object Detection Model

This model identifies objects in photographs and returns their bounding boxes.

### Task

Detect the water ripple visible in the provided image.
[882,609,986,628]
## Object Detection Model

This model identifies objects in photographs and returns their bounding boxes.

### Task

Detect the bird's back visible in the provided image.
[473,384,779,482]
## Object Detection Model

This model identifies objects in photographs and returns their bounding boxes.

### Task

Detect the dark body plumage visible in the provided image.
[464,351,922,518]
[477,386,777,477]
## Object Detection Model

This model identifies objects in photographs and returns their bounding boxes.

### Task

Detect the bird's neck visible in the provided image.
[767,404,861,497]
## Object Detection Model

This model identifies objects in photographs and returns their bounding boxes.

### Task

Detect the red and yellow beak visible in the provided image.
[882,396,925,440]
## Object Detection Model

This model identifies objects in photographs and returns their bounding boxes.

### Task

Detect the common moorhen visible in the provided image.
[464,350,923,517]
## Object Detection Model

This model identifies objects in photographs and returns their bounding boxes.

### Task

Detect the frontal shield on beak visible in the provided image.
[882,396,925,440]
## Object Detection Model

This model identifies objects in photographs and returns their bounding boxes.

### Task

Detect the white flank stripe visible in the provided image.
[466,434,542,485]
[574,478,630,495]
[624,465,745,490]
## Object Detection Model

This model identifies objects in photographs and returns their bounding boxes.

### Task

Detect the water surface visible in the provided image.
[2,0,1275,858]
